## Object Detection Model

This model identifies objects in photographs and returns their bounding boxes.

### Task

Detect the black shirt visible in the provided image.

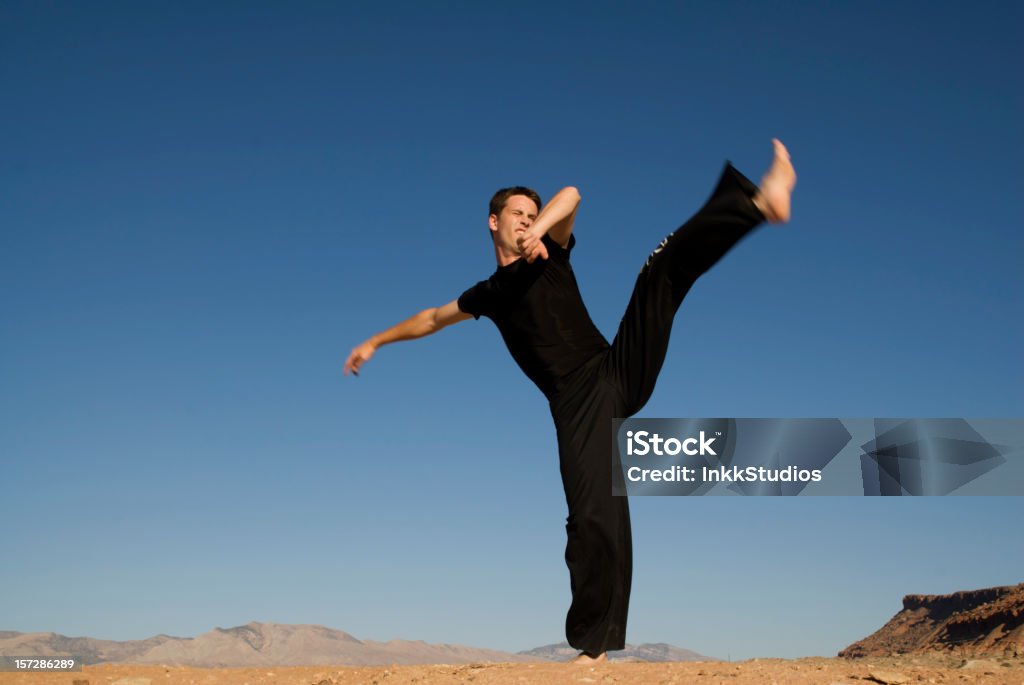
[457,235,610,399]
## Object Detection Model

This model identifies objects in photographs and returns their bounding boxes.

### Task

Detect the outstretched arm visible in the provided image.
[518,186,580,262]
[343,299,471,376]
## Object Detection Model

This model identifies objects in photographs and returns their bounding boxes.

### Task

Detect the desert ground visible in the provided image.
[2,655,1023,685]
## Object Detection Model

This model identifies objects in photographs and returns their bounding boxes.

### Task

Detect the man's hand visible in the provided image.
[344,340,377,376]
[517,230,549,264]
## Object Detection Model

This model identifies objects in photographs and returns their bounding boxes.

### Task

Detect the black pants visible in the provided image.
[547,163,766,655]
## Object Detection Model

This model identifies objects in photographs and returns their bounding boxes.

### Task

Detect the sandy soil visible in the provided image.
[2,655,1023,685]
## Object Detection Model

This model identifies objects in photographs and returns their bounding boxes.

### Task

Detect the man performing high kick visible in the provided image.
[343,139,797,662]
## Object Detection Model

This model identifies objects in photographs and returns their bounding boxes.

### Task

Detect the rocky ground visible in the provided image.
[2,655,1023,685]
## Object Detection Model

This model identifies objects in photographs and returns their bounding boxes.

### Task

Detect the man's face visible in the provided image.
[489,194,539,256]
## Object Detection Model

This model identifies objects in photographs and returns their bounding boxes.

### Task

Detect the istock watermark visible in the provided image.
[611,418,1024,496]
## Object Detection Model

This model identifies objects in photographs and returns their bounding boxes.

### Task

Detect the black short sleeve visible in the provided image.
[457,279,492,320]
[544,233,576,258]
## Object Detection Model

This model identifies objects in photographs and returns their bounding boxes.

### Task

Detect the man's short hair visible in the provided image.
[489,186,542,217]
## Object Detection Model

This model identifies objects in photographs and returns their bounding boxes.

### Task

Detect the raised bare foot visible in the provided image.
[570,651,607,664]
[753,138,797,224]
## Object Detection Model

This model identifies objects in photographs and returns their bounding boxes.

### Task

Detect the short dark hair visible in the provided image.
[489,186,542,217]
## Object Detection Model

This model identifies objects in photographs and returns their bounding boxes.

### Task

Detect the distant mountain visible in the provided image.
[0,630,179,664]
[0,622,535,667]
[0,623,715,666]
[518,641,713,662]
[840,582,1024,658]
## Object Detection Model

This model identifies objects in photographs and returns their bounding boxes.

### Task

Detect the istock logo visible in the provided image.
[625,430,717,457]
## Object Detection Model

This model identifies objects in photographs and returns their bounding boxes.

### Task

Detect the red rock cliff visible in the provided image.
[840,583,1024,658]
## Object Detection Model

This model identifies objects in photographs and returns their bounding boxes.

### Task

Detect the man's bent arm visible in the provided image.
[522,186,580,254]
[343,299,471,375]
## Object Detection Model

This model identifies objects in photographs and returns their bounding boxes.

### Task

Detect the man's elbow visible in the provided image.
[425,307,442,333]
[561,186,581,202]
[428,306,451,334]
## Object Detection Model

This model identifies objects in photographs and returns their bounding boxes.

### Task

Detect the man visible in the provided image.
[343,139,796,663]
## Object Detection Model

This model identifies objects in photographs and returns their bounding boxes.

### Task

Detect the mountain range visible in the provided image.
[0,622,713,666]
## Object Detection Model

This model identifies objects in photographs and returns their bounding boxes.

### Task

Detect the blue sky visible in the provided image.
[2,1,1022,661]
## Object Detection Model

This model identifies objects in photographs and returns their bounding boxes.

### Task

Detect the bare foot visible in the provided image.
[570,651,607,664]
[753,138,797,224]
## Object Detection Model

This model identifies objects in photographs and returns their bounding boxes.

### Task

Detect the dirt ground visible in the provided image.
[1,655,1022,685]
